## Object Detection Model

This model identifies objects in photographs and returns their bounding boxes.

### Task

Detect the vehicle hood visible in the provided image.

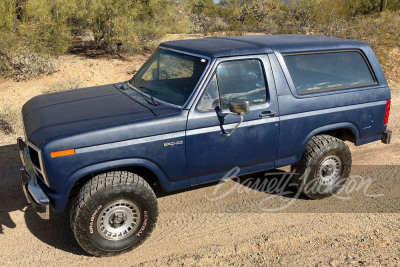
[23,84,156,147]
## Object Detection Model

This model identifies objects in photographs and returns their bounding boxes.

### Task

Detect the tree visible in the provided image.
[380,0,388,11]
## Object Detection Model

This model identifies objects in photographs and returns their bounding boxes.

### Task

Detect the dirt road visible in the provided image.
[0,55,399,266]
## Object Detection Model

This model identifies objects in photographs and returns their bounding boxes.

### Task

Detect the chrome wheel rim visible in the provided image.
[97,200,141,241]
[317,155,342,185]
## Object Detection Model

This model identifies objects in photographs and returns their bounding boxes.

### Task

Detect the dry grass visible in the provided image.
[0,103,21,135]
[42,78,82,94]
[381,48,400,90]
[10,52,58,81]
[0,53,142,137]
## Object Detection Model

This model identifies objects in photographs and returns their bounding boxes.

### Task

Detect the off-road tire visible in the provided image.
[290,135,352,199]
[70,171,158,257]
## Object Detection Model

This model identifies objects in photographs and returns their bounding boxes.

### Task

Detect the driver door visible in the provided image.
[186,55,280,186]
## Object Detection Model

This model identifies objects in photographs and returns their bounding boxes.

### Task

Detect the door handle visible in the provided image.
[259,111,276,118]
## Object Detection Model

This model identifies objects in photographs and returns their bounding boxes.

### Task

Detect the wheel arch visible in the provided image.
[295,123,359,163]
[50,158,189,213]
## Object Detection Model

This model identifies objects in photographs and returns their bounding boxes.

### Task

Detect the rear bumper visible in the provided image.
[18,138,50,219]
[381,130,392,144]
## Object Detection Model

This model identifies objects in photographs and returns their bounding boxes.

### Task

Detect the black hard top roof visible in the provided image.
[160,34,368,58]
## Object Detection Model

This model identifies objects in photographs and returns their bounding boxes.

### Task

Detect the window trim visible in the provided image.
[282,49,378,95]
[196,58,269,112]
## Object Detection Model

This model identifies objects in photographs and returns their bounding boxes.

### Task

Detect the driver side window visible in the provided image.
[197,59,267,111]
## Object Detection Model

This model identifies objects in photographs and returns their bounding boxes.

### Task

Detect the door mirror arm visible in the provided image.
[219,113,244,137]
[218,99,250,137]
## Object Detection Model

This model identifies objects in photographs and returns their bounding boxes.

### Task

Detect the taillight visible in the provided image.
[384,100,391,125]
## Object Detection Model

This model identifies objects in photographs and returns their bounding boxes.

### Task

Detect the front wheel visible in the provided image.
[70,171,158,257]
[291,135,352,199]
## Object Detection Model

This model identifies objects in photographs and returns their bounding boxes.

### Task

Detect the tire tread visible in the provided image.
[70,171,158,257]
[291,134,352,199]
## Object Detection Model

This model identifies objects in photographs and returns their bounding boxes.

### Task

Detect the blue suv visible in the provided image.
[18,35,392,256]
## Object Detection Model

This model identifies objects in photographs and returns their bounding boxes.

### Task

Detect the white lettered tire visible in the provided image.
[70,171,158,257]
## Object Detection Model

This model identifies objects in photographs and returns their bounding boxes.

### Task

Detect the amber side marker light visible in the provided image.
[51,149,75,158]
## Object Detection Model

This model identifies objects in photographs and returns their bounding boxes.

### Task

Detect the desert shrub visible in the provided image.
[188,12,230,34]
[218,0,249,33]
[0,103,21,135]
[387,0,400,10]
[213,0,400,79]
[348,11,400,49]
[184,0,228,34]
[217,0,315,34]
[0,0,196,80]
[0,1,19,50]
[1,0,399,81]
[18,0,75,55]
[9,51,58,81]
[216,0,400,36]
[43,78,82,94]
[348,11,400,78]
[0,51,58,81]
[0,0,20,75]
[79,0,192,53]
[0,0,74,80]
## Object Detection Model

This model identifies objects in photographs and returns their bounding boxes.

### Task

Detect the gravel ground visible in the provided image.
[0,52,399,266]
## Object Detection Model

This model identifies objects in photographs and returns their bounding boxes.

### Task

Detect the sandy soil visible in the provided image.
[0,49,399,266]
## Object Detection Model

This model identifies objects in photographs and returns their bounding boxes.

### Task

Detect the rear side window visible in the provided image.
[283,51,376,93]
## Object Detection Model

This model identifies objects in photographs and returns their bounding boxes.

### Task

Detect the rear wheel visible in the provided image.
[291,135,352,199]
[70,171,158,257]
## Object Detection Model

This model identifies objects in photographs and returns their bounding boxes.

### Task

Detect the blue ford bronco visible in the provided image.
[18,35,392,256]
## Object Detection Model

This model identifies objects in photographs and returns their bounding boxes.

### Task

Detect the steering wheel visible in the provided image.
[247,71,260,81]
[159,70,170,80]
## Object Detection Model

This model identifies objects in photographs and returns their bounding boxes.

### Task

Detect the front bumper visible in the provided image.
[18,137,50,219]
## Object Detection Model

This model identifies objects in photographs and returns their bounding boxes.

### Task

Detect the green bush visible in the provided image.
[0,0,20,74]
[0,0,74,80]
[184,0,227,34]
[0,0,399,81]
[18,0,74,55]
[1,0,194,80]
[78,0,192,53]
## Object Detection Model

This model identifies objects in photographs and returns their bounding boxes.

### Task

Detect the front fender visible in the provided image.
[47,158,190,212]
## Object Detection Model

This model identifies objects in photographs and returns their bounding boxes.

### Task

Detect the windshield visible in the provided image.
[129,48,209,106]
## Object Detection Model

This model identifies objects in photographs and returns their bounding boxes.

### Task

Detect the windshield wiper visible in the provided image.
[146,95,159,106]
[137,86,160,106]
[125,83,160,106]
[138,86,160,95]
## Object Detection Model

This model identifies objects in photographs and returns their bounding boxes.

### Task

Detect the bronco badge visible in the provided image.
[164,140,183,147]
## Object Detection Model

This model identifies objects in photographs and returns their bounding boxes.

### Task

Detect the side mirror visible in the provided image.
[219,99,250,137]
[228,99,250,115]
